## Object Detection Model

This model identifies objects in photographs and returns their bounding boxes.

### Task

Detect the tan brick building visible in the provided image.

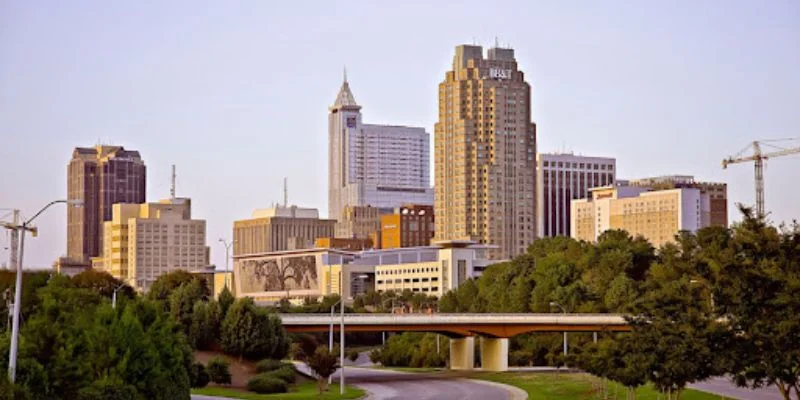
[434,44,537,260]
[93,198,210,291]
[233,206,335,256]
[626,175,728,227]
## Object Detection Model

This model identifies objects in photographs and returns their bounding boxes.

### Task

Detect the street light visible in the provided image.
[340,274,368,395]
[8,199,82,383]
[218,238,236,288]
[328,297,341,385]
[549,301,568,358]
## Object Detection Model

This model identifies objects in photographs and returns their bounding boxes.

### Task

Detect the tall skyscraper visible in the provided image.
[328,74,433,222]
[434,44,537,260]
[536,153,616,237]
[67,145,146,264]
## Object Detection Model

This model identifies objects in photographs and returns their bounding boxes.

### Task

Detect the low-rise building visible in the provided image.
[571,185,711,248]
[233,206,335,256]
[93,198,210,291]
[625,175,728,227]
[380,204,435,249]
[232,240,491,303]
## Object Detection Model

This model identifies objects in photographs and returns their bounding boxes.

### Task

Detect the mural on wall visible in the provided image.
[239,255,318,294]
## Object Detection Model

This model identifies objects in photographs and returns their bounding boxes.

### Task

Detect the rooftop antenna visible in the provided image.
[283,177,288,207]
[343,66,348,83]
[170,164,176,200]
[495,36,499,48]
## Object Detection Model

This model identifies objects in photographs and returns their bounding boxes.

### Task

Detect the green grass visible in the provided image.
[191,382,364,400]
[474,372,730,400]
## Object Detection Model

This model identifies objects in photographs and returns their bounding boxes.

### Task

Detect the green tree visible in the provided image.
[71,269,135,300]
[168,278,209,337]
[307,347,339,393]
[206,357,231,385]
[217,286,235,319]
[147,270,208,303]
[220,298,289,360]
[189,300,220,350]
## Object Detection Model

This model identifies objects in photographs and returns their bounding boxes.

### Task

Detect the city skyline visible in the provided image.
[1,1,799,269]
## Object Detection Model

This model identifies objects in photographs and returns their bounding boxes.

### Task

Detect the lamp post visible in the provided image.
[340,274,368,395]
[549,301,568,358]
[7,199,82,383]
[328,298,341,385]
[218,238,235,288]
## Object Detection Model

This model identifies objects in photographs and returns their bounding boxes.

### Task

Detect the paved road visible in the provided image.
[689,376,793,400]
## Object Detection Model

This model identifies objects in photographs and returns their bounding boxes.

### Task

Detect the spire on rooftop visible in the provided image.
[332,69,359,109]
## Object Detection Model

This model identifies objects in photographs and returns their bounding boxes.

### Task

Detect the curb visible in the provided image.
[466,378,528,400]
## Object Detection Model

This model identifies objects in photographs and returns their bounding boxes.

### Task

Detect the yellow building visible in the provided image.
[233,206,335,255]
[571,185,710,248]
[93,198,210,291]
[434,44,537,260]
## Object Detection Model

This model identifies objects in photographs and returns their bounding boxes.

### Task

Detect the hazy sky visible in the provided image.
[1,1,798,269]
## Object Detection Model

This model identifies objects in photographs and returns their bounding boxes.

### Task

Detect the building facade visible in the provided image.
[625,175,728,227]
[571,185,711,248]
[536,153,616,237]
[380,204,435,249]
[434,44,537,260]
[233,206,336,256]
[232,240,491,302]
[334,205,386,243]
[93,198,210,291]
[328,75,433,222]
[67,145,146,264]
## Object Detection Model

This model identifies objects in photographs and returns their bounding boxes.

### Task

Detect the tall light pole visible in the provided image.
[550,301,568,358]
[328,297,341,385]
[6,199,82,383]
[340,274,368,395]
[218,238,235,288]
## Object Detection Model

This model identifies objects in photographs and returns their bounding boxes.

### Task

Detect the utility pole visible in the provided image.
[6,211,19,272]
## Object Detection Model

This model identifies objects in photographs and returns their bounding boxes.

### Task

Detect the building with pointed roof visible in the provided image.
[328,74,433,223]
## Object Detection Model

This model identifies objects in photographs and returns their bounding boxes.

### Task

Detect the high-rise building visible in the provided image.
[67,145,146,264]
[536,153,616,237]
[380,204,435,249]
[625,175,728,227]
[571,185,712,248]
[233,206,336,256]
[328,75,433,222]
[93,198,210,291]
[434,44,537,260]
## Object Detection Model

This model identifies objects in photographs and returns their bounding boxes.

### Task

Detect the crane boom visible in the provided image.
[722,139,800,216]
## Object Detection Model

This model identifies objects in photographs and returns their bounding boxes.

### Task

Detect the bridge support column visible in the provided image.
[480,337,509,372]
[449,337,475,370]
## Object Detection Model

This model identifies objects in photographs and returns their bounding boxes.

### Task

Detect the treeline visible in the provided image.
[438,208,800,400]
[0,269,289,399]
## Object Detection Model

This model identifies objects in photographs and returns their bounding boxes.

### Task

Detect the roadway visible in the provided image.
[689,376,793,400]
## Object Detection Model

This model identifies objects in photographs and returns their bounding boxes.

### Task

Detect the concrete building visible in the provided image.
[233,206,335,256]
[380,204,435,249]
[536,153,616,237]
[93,198,210,291]
[315,237,374,251]
[67,145,146,264]
[571,185,711,248]
[434,44,537,260]
[232,240,492,303]
[334,205,387,245]
[625,175,728,227]
[328,75,433,222]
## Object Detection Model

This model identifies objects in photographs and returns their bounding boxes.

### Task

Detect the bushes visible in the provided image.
[189,362,210,388]
[246,375,287,394]
[220,298,290,360]
[265,366,296,384]
[254,358,285,373]
[76,380,141,400]
[206,357,232,385]
[347,349,360,362]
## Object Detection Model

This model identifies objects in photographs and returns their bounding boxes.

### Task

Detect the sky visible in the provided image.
[1,1,798,269]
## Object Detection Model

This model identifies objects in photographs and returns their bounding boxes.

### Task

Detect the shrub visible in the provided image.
[255,358,284,373]
[265,365,296,384]
[246,375,287,394]
[207,356,232,385]
[76,380,140,400]
[308,347,339,393]
[189,362,210,388]
[347,349,360,362]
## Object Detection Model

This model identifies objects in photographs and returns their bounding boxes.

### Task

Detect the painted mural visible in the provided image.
[238,254,318,294]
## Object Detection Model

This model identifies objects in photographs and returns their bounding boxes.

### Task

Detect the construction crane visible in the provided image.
[722,138,800,216]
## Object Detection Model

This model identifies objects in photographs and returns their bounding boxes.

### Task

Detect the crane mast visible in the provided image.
[722,139,800,216]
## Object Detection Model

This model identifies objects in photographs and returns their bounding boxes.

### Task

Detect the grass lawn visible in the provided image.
[192,382,364,400]
[474,372,731,400]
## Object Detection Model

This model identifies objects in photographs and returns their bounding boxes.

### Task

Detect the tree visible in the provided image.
[147,270,208,303]
[189,362,210,388]
[220,298,289,360]
[347,349,359,363]
[168,278,210,337]
[189,300,220,350]
[307,347,339,393]
[71,269,135,300]
[217,286,235,319]
[206,357,232,385]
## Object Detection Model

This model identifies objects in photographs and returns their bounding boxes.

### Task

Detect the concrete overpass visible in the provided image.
[279,313,630,372]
